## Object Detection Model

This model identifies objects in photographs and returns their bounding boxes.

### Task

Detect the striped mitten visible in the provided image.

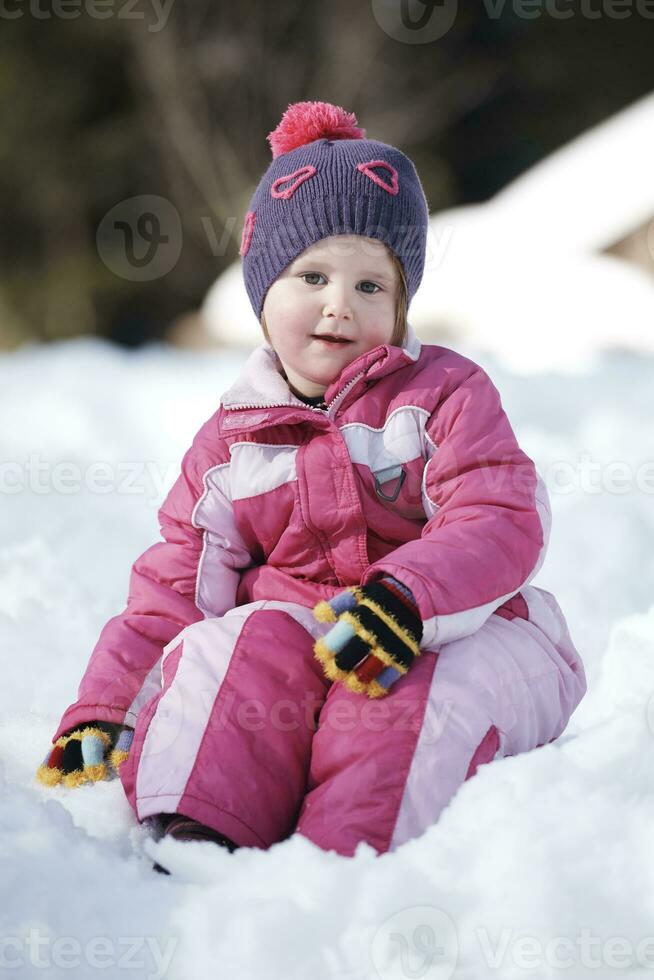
[313,576,423,697]
[36,722,134,788]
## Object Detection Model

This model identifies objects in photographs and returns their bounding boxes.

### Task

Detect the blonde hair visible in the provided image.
[260,248,408,348]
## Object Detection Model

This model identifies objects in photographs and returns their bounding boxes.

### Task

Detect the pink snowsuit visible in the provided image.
[52,325,586,856]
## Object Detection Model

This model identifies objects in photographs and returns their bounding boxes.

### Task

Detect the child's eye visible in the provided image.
[300,273,325,286]
[358,281,381,294]
[300,273,381,294]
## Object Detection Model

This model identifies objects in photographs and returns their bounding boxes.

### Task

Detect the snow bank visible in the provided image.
[1,337,653,979]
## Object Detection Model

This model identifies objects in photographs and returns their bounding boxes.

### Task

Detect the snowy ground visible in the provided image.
[1,335,654,979]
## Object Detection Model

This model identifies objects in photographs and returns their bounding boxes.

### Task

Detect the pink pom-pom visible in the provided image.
[267,101,366,159]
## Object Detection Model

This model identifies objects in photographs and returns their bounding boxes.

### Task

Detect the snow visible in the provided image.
[1,333,653,979]
[491,91,654,254]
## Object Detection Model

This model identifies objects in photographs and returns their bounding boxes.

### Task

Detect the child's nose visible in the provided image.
[322,284,353,319]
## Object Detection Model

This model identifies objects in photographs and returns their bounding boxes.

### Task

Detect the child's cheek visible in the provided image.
[275,295,308,334]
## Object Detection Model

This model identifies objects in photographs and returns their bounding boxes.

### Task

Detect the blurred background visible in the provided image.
[1,0,653,352]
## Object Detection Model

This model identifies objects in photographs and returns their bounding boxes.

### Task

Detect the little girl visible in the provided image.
[37,101,586,869]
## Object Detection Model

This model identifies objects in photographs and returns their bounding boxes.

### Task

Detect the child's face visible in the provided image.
[262,235,399,398]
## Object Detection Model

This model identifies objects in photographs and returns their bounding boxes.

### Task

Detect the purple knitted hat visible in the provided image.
[240,101,430,321]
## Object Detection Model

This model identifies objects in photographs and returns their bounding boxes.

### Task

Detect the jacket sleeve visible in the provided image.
[52,412,254,741]
[360,365,551,648]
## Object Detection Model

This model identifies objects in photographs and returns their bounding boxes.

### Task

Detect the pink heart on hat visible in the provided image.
[356,160,399,195]
[271,166,318,200]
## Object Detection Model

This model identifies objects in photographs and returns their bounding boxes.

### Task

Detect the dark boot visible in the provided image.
[152,813,238,875]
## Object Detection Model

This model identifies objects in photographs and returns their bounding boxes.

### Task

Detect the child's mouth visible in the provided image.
[312,335,353,345]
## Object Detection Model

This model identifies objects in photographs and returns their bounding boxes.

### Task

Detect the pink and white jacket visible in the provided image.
[53,324,550,741]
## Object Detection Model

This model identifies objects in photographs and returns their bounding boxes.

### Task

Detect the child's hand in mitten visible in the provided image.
[36,721,134,788]
[313,575,423,698]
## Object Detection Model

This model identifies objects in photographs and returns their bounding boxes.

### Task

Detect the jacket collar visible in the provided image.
[221,322,421,411]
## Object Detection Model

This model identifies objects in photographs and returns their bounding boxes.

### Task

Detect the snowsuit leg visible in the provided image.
[294,586,586,856]
[119,600,330,848]
[120,587,585,857]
